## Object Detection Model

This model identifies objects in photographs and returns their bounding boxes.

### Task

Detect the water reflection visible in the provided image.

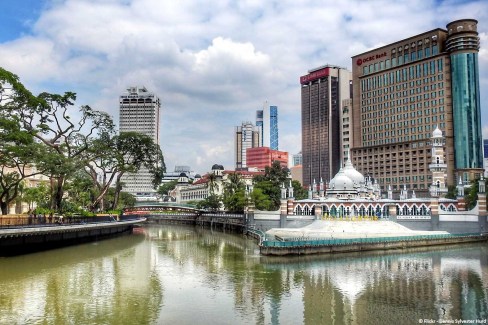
[0,225,487,324]
[0,234,163,325]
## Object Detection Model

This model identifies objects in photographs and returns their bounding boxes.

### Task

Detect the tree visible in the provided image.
[109,132,165,210]
[445,185,457,200]
[157,180,178,197]
[251,161,290,211]
[3,85,115,212]
[464,178,485,210]
[222,173,247,213]
[251,188,274,211]
[83,131,165,211]
[0,68,53,214]
[23,182,49,212]
[196,194,222,211]
[292,180,308,200]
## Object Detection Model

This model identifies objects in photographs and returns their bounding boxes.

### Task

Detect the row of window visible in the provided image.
[361,59,444,92]
[362,43,440,75]
[361,128,445,146]
[362,106,446,122]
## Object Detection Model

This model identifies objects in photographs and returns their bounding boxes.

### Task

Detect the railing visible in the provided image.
[246,226,267,246]
[260,233,484,248]
[0,215,142,229]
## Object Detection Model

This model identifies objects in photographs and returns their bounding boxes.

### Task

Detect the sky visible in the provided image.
[0,0,487,175]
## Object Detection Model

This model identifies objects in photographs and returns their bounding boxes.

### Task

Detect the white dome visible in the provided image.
[329,167,355,192]
[432,126,443,138]
[343,159,365,185]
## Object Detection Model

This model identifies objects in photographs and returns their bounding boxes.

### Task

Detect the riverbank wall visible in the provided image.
[0,218,144,256]
[259,233,488,256]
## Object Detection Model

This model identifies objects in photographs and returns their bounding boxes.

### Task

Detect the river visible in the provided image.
[0,224,487,325]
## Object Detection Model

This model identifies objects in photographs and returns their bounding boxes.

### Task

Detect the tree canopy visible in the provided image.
[0,67,165,215]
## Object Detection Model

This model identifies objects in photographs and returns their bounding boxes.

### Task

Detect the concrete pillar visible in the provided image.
[315,205,322,220]
[388,204,397,222]
[287,199,294,215]
[430,198,439,231]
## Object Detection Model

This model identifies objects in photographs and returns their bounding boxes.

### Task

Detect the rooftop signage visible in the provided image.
[300,67,330,84]
[356,51,387,66]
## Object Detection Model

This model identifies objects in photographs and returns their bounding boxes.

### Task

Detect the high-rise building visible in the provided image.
[292,152,302,167]
[483,139,488,177]
[119,86,161,198]
[246,147,288,170]
[341,99,352,164]
[256,103,279,150]
[235,121,260,169]
[300,65,352,187]
[351,19,483,194]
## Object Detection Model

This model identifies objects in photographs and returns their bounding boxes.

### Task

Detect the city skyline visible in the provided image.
[1,1,487,174]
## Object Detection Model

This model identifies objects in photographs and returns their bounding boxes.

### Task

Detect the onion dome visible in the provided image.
[343,159,365,185]
[328,167,355,191]
[432,126,443,138]
[212,164,224,170]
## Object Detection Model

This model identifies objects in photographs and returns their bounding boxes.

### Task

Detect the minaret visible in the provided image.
[429,127,448,197]
[456,176,466,211]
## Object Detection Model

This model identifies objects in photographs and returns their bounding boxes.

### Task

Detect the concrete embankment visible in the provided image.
[0,219,144,256]
[259,234,488,256]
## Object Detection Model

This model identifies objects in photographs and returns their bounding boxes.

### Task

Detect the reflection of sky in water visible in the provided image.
[0,225,487,325]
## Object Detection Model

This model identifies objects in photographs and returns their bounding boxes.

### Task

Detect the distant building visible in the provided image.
[290,165,303,184]
[351,19,483,194]
[119,86,161,199]
[161,165,197,184]
[292,152,302,167]
[300,65,352,187]
[175,165,262,205]
[256,103,279,150]
[246,147,288,170]
[341,99,352,165]
[235,121,260,169]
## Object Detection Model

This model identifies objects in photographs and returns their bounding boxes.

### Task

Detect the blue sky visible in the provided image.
[0,0,487,174]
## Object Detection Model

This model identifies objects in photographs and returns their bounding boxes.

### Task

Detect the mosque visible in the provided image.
[281,127,486,222]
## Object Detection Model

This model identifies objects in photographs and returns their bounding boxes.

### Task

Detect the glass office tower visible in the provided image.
[446,19,483,183]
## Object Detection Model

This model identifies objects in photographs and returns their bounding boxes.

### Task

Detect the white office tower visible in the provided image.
[119,86,161,200]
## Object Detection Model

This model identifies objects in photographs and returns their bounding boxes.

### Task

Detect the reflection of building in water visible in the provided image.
[297,249,488,324]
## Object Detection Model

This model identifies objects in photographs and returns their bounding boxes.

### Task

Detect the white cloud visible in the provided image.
[1,0,487,175]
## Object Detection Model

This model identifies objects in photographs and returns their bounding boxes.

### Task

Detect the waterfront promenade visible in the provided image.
[0,215,146,256]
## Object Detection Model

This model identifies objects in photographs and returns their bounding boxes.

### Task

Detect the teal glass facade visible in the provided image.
[270,105,278,150]
[450,52,483,169]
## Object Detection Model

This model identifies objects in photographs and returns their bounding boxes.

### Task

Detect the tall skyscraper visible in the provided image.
[119,86,161,198]
[351,19,483,194]
[235,121,260,169]
[300,65,352,187]
[483,139,488,177]
[256,103,279,150]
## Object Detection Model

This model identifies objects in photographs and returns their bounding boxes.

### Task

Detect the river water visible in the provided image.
[0,224,487,325]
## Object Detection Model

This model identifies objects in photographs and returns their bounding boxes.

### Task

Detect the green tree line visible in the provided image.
[0,67,165,215]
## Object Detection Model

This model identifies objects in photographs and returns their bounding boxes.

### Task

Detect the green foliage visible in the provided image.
[465,178,480,210]
[251,161,290,211]
[158,180,178,196]
[0,67,166,214]
[251,188,274,211]
[445,185,457,200]
[196,194,222,211]
[292,180,308,200]
[222,173,248,213]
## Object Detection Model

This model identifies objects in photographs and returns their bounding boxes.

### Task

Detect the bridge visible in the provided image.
[123,204,249,232]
